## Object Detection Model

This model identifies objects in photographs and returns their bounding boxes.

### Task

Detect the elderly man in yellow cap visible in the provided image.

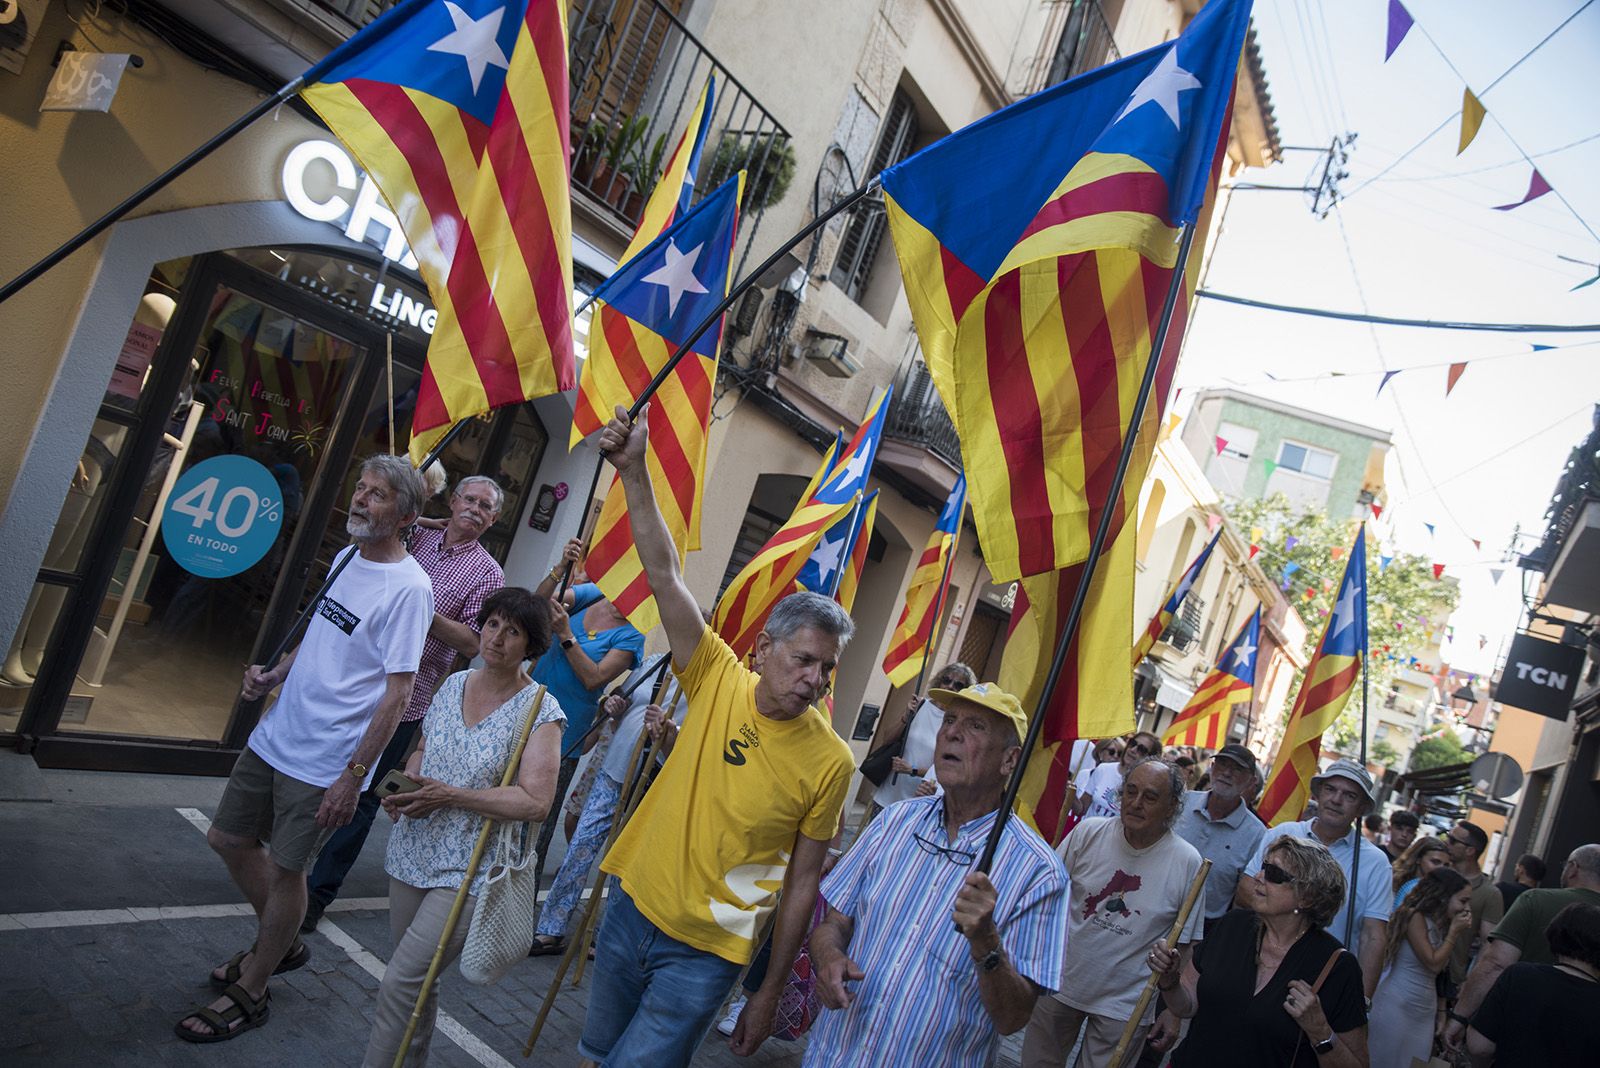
[805,683,1069,1067]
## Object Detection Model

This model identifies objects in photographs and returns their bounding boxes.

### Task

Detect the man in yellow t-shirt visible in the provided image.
[583,405,856,1066]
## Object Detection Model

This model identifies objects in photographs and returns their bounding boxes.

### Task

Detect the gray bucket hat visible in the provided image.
[1310,758,1377,806]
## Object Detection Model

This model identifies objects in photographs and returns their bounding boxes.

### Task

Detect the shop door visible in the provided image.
[18,254,388,768]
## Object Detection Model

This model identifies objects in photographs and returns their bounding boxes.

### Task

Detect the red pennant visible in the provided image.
[1371,503,1384,518]
[1472,538,1481,551]
[1304,587,1315,600]
[1432,563,1446,579]
[1330,546,1345,560]
[1248,544,1260,559]
[1446,362,1467,396]
[1214,436,1228,456]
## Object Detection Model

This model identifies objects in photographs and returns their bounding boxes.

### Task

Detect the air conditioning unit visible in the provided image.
[803,328,860,378]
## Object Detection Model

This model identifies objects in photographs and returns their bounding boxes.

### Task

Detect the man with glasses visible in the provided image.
[806,684,1068,1067]
[1023,758,1203,1067]
[1072,730,1162,823]
[1241,759,1392,1000]
[1442,820,1504,988]
[301,474,506,932]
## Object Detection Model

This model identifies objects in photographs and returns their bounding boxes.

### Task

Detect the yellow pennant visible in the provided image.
[1458,89,1486,155]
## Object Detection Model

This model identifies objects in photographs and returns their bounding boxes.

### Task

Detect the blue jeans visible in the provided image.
[536,773,622,939]
[578,885,742,1066]
[306,718,421,908]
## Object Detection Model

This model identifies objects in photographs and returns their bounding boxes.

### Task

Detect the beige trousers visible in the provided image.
[1020,996,1151,1068]
[362,879,477,1068]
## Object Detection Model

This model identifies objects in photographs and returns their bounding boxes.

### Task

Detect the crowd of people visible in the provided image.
[168,431,1599,1066]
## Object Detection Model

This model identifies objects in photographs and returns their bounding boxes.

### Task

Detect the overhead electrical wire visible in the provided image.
[1195,290,1600,332]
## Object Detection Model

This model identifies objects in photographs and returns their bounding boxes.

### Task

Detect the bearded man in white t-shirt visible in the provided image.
[176,455,433,1044]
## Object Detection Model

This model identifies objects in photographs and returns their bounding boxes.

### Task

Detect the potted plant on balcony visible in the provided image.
[619,131,670,221]
[571,117,609,187]
[599,113,650,211]
[702,131,796,211]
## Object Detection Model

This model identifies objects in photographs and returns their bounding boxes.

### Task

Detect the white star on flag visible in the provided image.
[427,2,511,95]
[1331,580,1362,639]
[1114,47,1202,129]
[811,525,848,587]
[829,449,870,494]
[641,240,709,315]
[1229,641,1256,673]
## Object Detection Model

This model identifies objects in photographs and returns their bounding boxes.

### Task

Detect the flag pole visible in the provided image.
[1340,523,1371,950]
[826,495,866,599]
[0,78,305,306]
[975,223,1197,874]
[555,177,882,594]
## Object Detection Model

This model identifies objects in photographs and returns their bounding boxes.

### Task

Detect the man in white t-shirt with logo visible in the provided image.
[176,455,433,1044]
[1071,730,1162,823]
[1023,758,1203,1068]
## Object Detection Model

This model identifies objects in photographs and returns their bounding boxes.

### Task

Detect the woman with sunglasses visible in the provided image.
[1149,836,1369,1067]
[1072,731,1162,822]
[1366,868,1471,1068]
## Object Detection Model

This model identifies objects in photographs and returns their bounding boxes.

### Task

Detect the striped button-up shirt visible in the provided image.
[804,796,1068,1067]
[403,525,503,721]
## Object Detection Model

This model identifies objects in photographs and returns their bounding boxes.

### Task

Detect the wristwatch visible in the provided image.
[977,946,1003,973]
[345,759,368,780]
[1312,1033,1336,1056]
[561,637,577,650]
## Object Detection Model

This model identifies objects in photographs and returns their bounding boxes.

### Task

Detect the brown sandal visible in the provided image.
[175,982,271,1043]
[209,938,310,989]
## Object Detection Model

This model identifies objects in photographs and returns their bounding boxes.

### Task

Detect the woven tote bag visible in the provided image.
[459,820,539,984]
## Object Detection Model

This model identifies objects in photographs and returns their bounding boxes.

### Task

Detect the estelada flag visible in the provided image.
[714,392,891,657]
[300,0,578,464]
[1164,609,1260,748]
[1258,528,1368,826]
[879,0,1252,582]
[1133,529,1220,667]
[881,473,966,687]
[832,491,878,614]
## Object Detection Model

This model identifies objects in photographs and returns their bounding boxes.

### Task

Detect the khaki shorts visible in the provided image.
[211,747,335,873]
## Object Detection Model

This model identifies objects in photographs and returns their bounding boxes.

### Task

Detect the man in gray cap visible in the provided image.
[1241,758,1392,1000]
[1174,745,1267,933]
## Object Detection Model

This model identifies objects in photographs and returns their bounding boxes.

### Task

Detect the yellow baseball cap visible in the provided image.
[928,682,1028,744]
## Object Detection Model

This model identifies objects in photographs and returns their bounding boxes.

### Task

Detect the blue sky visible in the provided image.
[1173,0,1600,675]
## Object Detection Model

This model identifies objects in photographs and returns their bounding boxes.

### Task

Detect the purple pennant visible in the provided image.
[1285,535,1299,551]
[1385,0,1414,60]
[1493,169,1553,211]
[1377,370,1400,396]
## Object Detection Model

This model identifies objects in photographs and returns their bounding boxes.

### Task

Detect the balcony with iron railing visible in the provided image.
[300,1,791,270]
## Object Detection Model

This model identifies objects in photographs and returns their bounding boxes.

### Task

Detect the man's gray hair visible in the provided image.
[1127,756,1187,830]
[1569,843,1600,880]
[360,454,426,519]
[454,474,504,513]
[765,591,855,646]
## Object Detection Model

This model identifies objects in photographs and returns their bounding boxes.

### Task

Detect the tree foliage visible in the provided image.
[1408,732,1469,771]
[1225,495,1460,759]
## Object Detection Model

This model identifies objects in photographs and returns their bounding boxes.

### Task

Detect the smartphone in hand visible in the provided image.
[375,769,422,798]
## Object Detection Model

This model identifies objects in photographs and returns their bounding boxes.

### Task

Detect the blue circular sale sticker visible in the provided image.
[161,455,286,578]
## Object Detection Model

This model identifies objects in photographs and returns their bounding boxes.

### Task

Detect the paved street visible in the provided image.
[0,751,804,1067]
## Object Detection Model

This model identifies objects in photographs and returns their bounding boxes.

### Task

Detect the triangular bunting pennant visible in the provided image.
[1457,89,1486,155]
[1380,554,1393,571]
[1214,436,1229,456]
[1532,344,1556,352]
[1251,526,1265,542]
[1263,458,1279,477]
[1249,544,1260,559]
[1490,568,1504,584]
[1385,0,1414,60]
[1330,546,1345,560]
[1425,523,1436,537]
[1446,362,1467,396]
[1432,563,1446,579]
[1371,503,1384,518]
[1377,370,1400,396]
[1286,535,1300,551]
[1471,538,1481,551]
[1493,168,1553,211]
[1206,513,1223,533]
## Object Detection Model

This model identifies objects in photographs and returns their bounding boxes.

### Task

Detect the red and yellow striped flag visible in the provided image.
[1258,528,1367,826]
[1164,609,1260,749]
[569,80,727,633]
[881,473,966,687]
[834,491,878,615]
[300,0,578,465]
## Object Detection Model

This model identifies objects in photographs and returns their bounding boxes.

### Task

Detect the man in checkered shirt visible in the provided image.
[300,474,506,931]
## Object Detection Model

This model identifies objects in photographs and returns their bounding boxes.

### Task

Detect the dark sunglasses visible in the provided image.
[1126,742,1153,757]
[1260,861,1297,886]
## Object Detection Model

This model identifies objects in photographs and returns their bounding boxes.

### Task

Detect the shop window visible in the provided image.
[1277,440,1336,481]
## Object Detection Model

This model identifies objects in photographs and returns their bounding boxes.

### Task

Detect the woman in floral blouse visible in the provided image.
[362,586,565,1067]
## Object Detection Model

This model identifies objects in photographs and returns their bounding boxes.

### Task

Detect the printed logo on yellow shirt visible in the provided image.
[723,721,760,765]
[709,851,789,939]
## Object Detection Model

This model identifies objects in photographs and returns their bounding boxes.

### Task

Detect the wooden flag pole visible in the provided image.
[0,78,305,306]
[1108,859,1211,1068]
[556,178,882,595]
[975,223,1197,875]
[391,684,549,1068]
[1339,523,1371,951]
